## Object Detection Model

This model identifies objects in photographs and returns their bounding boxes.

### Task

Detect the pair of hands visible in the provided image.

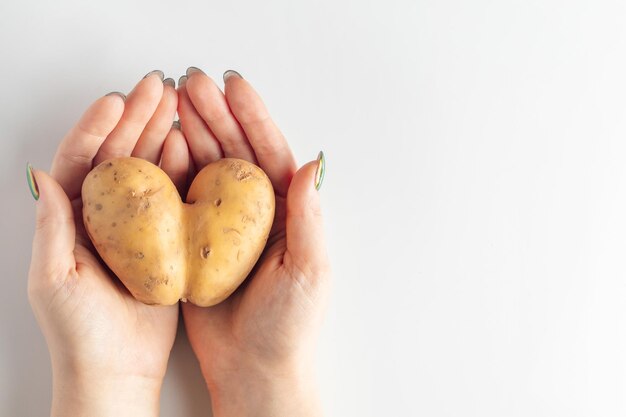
[27,69,330,417]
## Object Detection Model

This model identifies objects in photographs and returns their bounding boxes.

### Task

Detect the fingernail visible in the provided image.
[223,69,243,83]
[172,120,181,130]
[105,91,126,101]
[144,69,165,81]
[314,151,325,191]
[178,75,188,87]
[186,66,204,77]
[27,163,40,201]
[163,78,176,88]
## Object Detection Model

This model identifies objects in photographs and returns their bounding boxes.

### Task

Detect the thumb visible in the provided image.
[285,151,328,275]
[28,164,76,281]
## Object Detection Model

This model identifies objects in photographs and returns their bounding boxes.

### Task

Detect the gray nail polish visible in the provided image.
[163,78,176,88]
[105,91,127,101]
[178,75,188,86]
[144,69,165,81]
[223,70,243,83]
[186,66,205,77]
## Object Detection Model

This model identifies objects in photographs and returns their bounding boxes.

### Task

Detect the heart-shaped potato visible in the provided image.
[81,157,275,306]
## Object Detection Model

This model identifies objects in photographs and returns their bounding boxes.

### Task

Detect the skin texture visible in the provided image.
[81,157,274,306]
[29,68,329,417]
[180,69,331,416]
[28,73,187,417]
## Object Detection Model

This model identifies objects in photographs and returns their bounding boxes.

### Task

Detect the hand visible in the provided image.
[177,68,330,417]
[27,71,189,417]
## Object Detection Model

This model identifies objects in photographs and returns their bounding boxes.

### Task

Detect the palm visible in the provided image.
[61,199,178,378]
[178,71,329,381]
[183,195,308,368]
[29,73,184,382]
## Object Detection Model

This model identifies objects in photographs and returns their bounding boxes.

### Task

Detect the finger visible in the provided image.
[28,167,76,286]
[223,70,297,197]
[284,152,328,277]
[185,67,257,163]
[132,78,178,164]
[94,70,165,165]
[50,93,125,201]
[177,76,223,169]
[160,124,191,197]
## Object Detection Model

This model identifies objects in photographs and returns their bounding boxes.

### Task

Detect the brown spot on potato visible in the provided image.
[223,227,241,236]
[241,215,257,225]
[95,203,103,210]
[144,275,169,291]
[237,171,252,181]
[82,157,274,307]
[139,199,151,211]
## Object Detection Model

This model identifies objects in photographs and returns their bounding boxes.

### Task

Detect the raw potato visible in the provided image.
[82,157,275,306]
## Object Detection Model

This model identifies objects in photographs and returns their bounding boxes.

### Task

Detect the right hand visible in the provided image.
[177,68,331,417]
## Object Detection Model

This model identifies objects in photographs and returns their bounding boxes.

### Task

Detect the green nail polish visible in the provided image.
[314,151,325,191]
[144,69,165,81]
[27,163,39,201]
[223,69,243,83]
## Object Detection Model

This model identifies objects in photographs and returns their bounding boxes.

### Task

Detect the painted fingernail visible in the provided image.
[178,75,188,87]
[186,66,204,77]
[27,163,39,201]
[163,78,176,88]
[314,151,325,191]
[105,91,126,101]
[172,120,181,130]
[223,70,243,83]
[144,69,165,81]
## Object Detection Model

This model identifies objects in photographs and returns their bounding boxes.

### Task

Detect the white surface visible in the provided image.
[2,0,626,415]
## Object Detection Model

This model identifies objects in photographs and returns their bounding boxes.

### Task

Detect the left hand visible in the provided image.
[27,71,189,417]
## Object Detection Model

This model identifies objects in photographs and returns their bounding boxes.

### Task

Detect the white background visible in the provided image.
[2,0,626,415]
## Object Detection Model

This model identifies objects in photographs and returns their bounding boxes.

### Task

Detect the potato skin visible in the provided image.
[82,157,274,307]
[186,158,275,306]
[82,158,186,305]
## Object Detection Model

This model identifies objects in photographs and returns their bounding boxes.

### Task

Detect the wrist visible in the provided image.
[205,354,323,417]
[51,365,162,417]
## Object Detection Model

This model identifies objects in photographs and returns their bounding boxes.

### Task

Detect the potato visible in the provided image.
[81,157,275,306]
